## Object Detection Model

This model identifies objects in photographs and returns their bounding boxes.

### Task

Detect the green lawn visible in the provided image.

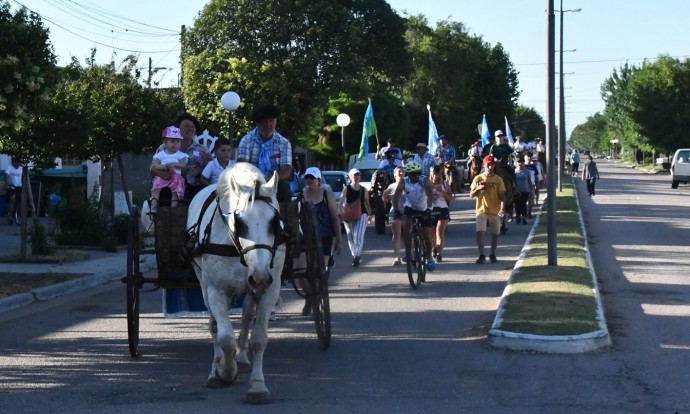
[497,181,601,336]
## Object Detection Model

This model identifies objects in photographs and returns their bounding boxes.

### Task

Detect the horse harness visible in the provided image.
[183,184,287,269]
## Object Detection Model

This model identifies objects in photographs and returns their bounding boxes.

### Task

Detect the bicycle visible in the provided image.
[403,210,439,289]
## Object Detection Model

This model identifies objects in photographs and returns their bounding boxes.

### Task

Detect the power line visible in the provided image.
[10,0,180,54]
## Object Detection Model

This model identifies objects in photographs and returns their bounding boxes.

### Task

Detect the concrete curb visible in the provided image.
[488,180,612,353]
[0,255,156,314]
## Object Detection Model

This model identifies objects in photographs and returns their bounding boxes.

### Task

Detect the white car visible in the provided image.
[671,148,690,189]
[318,170,350,203]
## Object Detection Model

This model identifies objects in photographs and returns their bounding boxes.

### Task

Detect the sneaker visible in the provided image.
[269,311,277,321]
[401,254,408,263]
[476,254,486,264]
[489,254,498,263]
[436,254,442,263]
[427,259,436,271]
[352,256,361,267]
[392,258,401,266]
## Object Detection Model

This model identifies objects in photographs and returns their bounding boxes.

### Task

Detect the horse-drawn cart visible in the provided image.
[124,180,331,360]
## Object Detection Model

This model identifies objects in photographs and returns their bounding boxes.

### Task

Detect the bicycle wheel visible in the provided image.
[415,230,427,284]
[406,230,422,289]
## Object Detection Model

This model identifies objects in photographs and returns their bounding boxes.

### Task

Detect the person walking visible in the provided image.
[4,157,23,224]
[582,155,600,196]
[382,166,405,265]
[339,168,371,267]
[570,149,581,175]
[469,155,506,264]
[513,158,532,225]
[429,165,452,262]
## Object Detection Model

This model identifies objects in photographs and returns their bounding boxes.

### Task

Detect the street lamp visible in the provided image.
[221,91,241,145]
[557,2,581,191]
[336,113,351,170]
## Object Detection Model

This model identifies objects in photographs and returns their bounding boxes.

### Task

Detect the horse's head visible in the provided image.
[219,163,286,296]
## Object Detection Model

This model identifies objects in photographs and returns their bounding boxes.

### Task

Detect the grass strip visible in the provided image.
[498,181,600,336]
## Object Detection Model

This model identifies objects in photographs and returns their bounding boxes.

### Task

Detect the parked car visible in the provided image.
[319,170,349,203]
[671,148,690,189]
[348,153,380,191]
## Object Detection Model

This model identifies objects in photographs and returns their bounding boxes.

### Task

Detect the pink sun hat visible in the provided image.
[161,126,183,139]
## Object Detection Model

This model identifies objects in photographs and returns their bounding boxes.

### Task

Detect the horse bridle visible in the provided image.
[218,183,286,269]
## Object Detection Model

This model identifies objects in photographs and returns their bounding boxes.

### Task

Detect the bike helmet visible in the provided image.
[404,161,421,174]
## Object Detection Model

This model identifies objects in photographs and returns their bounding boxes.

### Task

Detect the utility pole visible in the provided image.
[546,0,557,266]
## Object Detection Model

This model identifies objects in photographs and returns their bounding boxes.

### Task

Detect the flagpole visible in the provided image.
[370,97,380,150]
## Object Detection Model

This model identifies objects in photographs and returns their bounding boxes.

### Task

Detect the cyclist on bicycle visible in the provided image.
[392,161,436,271]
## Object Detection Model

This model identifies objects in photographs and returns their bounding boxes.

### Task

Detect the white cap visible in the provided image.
[348,168,361,176]
[416,142,428,149]
[494,130,504,137]
[304,167,321,179]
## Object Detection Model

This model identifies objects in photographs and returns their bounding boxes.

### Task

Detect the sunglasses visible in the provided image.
[304,175,316,180]
[409,171,421,176]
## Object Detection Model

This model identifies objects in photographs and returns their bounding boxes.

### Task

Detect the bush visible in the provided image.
[52,183,124,250]
[28,221,55,255]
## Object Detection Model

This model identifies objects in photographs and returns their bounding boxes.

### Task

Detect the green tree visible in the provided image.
[570,112,608,154]
[628,56,690,153]
[52,54,183,209]
[181,0,409,143]
[0,2,58,163]
[401,16,520,152]
[512,105,546,142]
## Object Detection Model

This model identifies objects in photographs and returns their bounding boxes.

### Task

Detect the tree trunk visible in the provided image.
[117,154,132,211]
[19,168,29,258]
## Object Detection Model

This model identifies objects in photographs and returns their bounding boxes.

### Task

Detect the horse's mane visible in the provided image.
[216,162,273,210]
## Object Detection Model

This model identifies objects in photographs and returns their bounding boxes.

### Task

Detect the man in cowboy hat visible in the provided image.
[376,138,402,161]
[237,104,293,202]
[410,142,437,176]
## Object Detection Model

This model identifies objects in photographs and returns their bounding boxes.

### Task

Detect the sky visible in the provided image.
[8,0,690,139]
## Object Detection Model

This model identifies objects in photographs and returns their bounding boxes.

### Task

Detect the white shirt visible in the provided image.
[4,164,22,187]
[153,150,188,175]
[202,159,236,184]
[403,176,427,211]
[431,182,449,209]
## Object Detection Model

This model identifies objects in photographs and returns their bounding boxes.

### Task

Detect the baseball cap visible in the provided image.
[348,168,361,176]
[494,130,504,137]
[416,142,428,149]
[161,126,183,139]
[304,166,321,179]
[483,155,496,165]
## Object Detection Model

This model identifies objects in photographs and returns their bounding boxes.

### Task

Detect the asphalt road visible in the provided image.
[1,160,689,413]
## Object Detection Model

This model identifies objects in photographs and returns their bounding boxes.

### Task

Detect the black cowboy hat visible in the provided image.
[251,104,281,122]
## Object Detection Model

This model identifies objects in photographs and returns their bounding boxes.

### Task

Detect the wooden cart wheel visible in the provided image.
[301,201,331,350]
[126,205,142,357]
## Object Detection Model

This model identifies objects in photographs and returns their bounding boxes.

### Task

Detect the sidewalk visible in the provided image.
[0,219,155,313]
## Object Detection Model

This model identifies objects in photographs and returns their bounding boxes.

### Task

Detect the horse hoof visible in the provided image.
[237,361,251,373]
[206,367,238,388]
[245,390,271,405]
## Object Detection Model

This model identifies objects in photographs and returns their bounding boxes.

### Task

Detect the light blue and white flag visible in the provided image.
[504,116,515,146]
[480,114,491,147]
[427,104,440,155]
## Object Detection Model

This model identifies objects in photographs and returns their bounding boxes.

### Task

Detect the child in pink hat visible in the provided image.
[149,126,189,211]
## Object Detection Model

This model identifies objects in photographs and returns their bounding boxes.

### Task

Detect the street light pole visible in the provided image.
[558,2,581,191]
[336,113,351,170]
[221,91,241,146]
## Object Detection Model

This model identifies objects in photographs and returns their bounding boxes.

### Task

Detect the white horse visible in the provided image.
[186,162,286,404]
